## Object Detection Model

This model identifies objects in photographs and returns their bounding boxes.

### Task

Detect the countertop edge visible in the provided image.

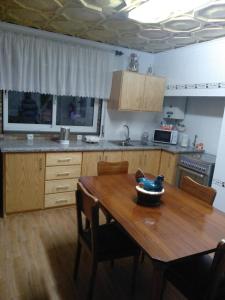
[0,140,204,154]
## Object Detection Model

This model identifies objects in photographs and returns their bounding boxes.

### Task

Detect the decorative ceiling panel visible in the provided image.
[162,16,201,32]
[194,26,225,40]
[0,0,224,53]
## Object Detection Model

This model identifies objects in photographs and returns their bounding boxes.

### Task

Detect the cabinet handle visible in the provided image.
[55,199,68,204]
[56,172,70,177]
[39,158,43,171]
[57,158,71,162]
[56,186,70,190]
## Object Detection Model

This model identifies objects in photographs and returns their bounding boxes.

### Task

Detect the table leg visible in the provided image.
[150,261,167,300]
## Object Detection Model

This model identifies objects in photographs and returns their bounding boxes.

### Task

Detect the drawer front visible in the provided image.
[45,192,75,208]
[45,165,81,180]
[45,178,78,194]
[46,152,82,166]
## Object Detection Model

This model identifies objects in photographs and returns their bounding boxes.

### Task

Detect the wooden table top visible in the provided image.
[79,174,225,263]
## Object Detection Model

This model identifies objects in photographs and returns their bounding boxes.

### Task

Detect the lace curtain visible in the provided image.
[0,30,115,99]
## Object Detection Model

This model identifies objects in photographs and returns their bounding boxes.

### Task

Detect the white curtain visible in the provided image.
[0,31,115,99]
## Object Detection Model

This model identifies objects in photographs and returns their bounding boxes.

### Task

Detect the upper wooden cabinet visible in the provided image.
[108,71,166,112]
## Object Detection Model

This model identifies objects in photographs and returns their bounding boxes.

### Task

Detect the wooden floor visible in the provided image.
[0,207,186,300]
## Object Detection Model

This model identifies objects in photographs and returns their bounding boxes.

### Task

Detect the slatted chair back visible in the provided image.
[97,161,129,176]
[76,182,99,251]
[180,176,216,205]
[206,239,225,300]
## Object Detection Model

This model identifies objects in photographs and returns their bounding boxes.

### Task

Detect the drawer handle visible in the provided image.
[57,158,72,162]
[55,199,68,204]
[56,172,70,177]
[56,186,70,190]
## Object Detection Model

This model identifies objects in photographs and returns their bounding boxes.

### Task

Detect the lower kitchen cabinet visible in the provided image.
[103,151,123,162]
[2,149,179,214]
[81,151,104,176]
[4,153,45,213]
[159,151,179,185]
[44,152,82,208]
[122,151,143,173]
[81,151,123,176]
[122,150,161,175]
[142,150,161,176]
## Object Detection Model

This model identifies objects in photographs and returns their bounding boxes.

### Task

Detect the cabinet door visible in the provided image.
[119,71,145,111]
[4,153,45,213]
[103,151,122,162]
[81,152,104,176]
[142,150,161,176]
[142,75,165,112]
[122,151,143,173]
[159,151,178,185]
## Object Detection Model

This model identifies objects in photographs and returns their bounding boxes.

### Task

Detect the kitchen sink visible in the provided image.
[109,140,169,148]
[110,140,135,146]
[110,140,152,147]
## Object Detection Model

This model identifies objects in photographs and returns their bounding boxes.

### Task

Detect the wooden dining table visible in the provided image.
[79,173,225,300]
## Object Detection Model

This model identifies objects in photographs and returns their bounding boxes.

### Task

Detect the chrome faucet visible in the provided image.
[192,134,198,148]
[123,124,131,145]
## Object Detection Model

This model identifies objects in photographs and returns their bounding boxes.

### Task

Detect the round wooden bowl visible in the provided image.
[135,186,164,207]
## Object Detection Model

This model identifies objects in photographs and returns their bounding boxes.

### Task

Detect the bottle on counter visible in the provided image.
[141,132,149,145]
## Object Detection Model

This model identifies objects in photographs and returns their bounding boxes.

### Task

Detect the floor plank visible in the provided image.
[0,207,186,300]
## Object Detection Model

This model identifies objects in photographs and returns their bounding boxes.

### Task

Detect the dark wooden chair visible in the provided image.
[97,160,129,176]
[74,182,140,300]
[180,176,217,206]
[164,239,225,300]
[97,160,129,223]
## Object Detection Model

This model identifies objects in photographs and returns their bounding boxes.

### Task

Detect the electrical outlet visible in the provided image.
[212,179,225,187]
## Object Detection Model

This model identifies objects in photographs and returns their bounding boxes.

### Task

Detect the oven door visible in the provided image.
[176,165,209,187]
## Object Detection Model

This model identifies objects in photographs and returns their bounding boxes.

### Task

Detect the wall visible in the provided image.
[154,37,225,97]
[152,37,225,155]
[104,108,161,141]
[184,97,225,155]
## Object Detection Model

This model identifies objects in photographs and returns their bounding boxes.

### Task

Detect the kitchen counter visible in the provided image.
[0,139,203,154]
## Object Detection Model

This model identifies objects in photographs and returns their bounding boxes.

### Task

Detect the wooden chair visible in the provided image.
[180,176,217,206]
[164,239,225,300]
[97,160,129,223]
[74,182,140,300]
[97,160,129,176]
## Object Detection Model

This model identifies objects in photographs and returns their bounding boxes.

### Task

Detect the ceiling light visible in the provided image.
[128,0,212,23]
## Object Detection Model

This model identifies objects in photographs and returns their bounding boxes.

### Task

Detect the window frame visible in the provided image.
[3,91,100,133]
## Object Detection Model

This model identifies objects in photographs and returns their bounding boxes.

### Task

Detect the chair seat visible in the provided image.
[82,222,139,261]
[166,254,225,300]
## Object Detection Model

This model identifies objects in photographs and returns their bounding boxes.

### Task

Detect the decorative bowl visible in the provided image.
[136,185,164,207]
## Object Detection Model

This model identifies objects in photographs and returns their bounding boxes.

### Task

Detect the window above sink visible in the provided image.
[3,91,102,134]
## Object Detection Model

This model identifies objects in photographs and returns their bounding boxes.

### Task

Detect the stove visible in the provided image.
[176,153,216,187]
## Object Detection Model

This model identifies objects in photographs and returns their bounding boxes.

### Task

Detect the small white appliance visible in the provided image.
[163,97,186,120]
[83,135,100,143]
[153,129,178,144]
[180,133,189,147]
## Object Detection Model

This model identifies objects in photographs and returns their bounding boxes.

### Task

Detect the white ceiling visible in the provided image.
[0,0,225,53]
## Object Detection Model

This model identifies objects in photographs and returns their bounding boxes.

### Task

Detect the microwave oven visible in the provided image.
[153,129,178,144]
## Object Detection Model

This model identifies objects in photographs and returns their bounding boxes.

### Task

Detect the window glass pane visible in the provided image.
[56,96,95,126]
[8,91,53,124]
